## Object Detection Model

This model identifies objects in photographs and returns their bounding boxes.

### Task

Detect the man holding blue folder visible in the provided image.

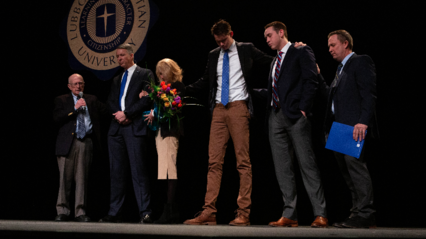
[322,30,377,228]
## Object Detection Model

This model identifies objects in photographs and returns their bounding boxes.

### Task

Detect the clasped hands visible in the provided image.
[113,111,132,125]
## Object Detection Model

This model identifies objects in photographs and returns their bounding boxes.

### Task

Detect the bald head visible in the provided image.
[68,74,85,96]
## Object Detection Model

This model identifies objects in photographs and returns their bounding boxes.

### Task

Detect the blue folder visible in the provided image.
[325,122,366,159]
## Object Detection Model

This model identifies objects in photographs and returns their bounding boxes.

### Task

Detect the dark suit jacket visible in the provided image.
[320,54,377,134]
[186,41,273,117]
[267,44,318,120]
[53,93,107,156]
[108,65,154,136]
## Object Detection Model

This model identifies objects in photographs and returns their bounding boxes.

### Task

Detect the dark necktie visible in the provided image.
[332,64,343,88]
[76,96,86,139]
[119,70,128,111]
[221,50,229,106]
[273,51,283,110]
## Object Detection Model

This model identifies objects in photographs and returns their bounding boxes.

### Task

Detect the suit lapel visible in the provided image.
[278,44,295,79]
[211,49,220,88]
[125,66,140,102]
[67,93,75,110]
[334,53,356,89]
[236,42,246,76]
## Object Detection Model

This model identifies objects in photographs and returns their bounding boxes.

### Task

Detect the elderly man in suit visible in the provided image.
[99,43,154,223]
[264,21,328,228]
[323,30,377,228]
[184,20,273,226]
[53,73,107,222]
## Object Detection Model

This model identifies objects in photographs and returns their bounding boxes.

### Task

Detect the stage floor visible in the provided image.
[1,220,425,239]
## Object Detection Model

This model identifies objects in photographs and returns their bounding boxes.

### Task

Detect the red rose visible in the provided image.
[167,83,171,87]
[162,85,167,90]
[161,81,165,86]
[172,101,177,106]
[178,103,182,108]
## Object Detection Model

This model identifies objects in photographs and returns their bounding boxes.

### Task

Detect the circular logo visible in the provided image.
[67,0,150,70]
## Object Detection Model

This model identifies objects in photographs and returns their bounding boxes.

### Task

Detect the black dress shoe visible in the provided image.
[342,215,376,228]
[140,214,153,223]
[332,221,344,228]
[55,214,70,222]
[75,215,91,222]
[99,215,122,223]
[333,217,350,228]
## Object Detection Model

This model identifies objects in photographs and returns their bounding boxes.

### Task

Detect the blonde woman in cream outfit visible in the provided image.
[141,58,185,224]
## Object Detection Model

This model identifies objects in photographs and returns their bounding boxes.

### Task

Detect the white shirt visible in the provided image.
[120,64,137,111]
[271,42,291,105]
[215,40,248,104]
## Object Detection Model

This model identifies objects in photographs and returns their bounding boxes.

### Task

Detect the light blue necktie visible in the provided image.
[221,51,229,106]
[76,96,86,139]
[119,70,128,111]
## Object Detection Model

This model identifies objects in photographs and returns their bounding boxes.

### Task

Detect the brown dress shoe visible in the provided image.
[311,216,328,228]
[229,214,250,226]
[183,211,216,225]
[269,217,298,227]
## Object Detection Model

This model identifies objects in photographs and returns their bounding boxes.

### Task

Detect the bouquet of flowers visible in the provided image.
[147,80,185,129]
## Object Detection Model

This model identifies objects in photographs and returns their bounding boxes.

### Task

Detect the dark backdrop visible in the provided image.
[2,0,424,228]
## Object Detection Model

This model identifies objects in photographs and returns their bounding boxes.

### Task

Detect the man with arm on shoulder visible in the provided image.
[183,20,273,226]
[264,21,328,228]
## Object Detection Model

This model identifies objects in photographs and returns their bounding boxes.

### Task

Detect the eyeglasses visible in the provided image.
[70,82,85,86]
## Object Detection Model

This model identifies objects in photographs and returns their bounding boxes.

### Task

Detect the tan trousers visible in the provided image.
[202,101,252,217]
[155,128,179,179]
[56,137,92,217]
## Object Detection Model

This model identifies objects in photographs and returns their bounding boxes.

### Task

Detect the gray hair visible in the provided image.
[117,43,134,54]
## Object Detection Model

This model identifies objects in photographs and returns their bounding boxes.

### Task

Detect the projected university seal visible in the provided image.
[67,0,150,71]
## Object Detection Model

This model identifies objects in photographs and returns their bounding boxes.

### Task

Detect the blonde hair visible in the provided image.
[156,58,183,83]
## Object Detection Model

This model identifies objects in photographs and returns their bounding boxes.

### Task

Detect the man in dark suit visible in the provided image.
[99,43,154,223]
[184,20,273,226]
[53,73,107,222]
[323,30,377,228]
[264,21,328,228]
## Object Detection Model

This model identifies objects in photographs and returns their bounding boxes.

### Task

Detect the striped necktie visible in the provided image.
[273,51,283,110]
[332,64,343,87]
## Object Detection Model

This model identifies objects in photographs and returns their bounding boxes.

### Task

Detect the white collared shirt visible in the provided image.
[120,64,137,111]
[271,42,291,105]
[215,40,248,104]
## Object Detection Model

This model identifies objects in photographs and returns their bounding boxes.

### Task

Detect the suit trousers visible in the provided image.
[155,128,179,179]
[108,124,152,218]
[56,137,93,217]
[268,109,326,220]
[334,150,375,218]
[203,101,252,217]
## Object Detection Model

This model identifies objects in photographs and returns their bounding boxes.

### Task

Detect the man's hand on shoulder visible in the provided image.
[294,42,307,48]
[353,123,368,141]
